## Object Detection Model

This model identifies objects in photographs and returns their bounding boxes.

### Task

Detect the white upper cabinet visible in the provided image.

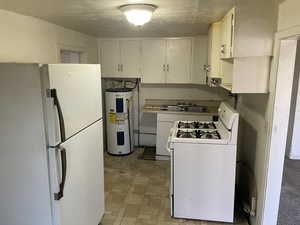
[99,39,141,78]
[210,1,275,93]
[99,37,207,85]
[166,39,192,84]
[99,40,120,77]
[208,22,222,79]
[120,40,141,77]
[141,39,166,83]
[141,38,193,84]
[220,8,235,59]
[191,36,208,85]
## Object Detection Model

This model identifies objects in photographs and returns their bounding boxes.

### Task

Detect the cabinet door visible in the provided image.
[120,40,141,78]
[191,36,208,84]
[166,39,192,84]
[220,17,227,59]
[228,8,235,57]
[220,8,235,59]
[141,39,166,83]
[220,59,233,90]
[208,22,221,78]
[156,121,174,157]
[99,40,120,77]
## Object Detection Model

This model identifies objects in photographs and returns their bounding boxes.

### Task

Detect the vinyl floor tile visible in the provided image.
[101,149,248,225]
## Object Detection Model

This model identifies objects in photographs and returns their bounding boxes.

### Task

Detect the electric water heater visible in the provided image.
[105,88,134,155]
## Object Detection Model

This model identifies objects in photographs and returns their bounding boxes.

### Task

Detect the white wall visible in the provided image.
[277,0,300,32]
[0,9,98,63]
[140,84,228,102]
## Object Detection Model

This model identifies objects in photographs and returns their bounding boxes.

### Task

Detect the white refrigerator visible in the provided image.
[0,63,105,225]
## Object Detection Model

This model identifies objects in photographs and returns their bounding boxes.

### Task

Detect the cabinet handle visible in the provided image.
[117,64,120,72]
[167,64,169,72]
[204,65,210,72]
[163,64,166,72]
[221,44,226,54]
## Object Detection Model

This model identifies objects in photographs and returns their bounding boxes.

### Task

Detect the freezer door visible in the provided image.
[50,120,105,225]
[45,64,102,139]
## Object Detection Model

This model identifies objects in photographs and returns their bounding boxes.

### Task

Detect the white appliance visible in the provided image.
[105,89,134,155]
[0,63,105,225]
[167,102,239,223]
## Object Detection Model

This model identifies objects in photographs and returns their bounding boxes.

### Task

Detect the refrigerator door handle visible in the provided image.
[50,89,66,142]
[54,145,67,201]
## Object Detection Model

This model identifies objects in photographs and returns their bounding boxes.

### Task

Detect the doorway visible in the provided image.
[277,41,300,225]
[262,31,300,225]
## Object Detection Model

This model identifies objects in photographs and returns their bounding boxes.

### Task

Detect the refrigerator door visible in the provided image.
[45,64,102,140]
[50,120,105,225]
[0,63,53,225]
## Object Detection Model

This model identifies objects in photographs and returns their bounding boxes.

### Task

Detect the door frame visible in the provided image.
[262,26,300,225]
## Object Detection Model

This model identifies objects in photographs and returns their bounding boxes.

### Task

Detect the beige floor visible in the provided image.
[101,148,248,225]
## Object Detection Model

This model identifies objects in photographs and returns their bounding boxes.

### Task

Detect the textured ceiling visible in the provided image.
[0,0,234,37]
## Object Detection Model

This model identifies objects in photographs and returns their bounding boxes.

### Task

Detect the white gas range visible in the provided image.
[167,102,239,223]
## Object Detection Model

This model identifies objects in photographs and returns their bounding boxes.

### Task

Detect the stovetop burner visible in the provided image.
[176,130,194,138]
[176,130,221,139]
[177,121,216,129]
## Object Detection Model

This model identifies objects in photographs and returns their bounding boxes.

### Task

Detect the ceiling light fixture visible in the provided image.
[119,4,157,26]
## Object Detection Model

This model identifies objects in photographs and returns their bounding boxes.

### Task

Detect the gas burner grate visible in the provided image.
[176,130,195,138]
[176,129,221,140]
[177,121,216,129]
[200,130,221,139]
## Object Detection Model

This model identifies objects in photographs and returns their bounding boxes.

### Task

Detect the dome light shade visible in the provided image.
[119,4,157,26]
